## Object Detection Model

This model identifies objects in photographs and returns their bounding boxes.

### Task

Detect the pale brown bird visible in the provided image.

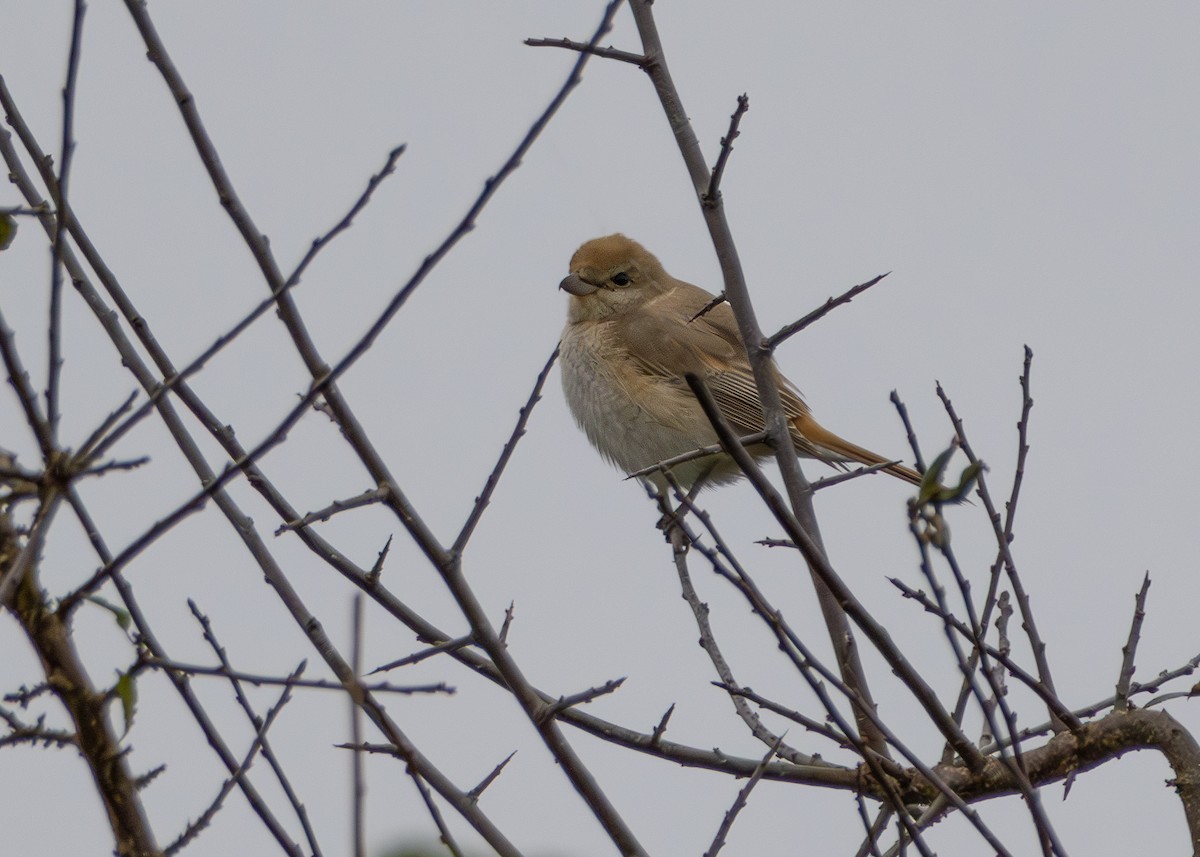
[558,234,922,493]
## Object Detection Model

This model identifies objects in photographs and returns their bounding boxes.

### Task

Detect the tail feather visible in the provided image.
[792,414,922,486]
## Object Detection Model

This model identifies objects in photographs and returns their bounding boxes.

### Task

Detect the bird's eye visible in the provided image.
[610,272,631,286]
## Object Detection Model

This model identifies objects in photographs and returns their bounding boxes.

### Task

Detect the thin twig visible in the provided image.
[657,484,816,764]
[406,774,467,857]
[189,603,325,857]
[351,596,366,857]
[366,534,391,585]
[940,348,1036,754]
[467,751,517,801]
[58,490,306,856]
[89,145,408,461]
[702,735,782,857]
[452,345,559,554]
[146,657,451,696]
[75,456,150,478]
[889,390,927,473]
[649,704,675,747]
[624,431,767,480]
[684,371,987,770]
[73,390,138,463]
[1115,573,1152,711]
[164,667,302,856]
[768,272,890,349]
[368,635,474,675]
[937,379,1063,731]
[498,602,515,647]
[889,579,1079,729]
[540,678,626,722]
[811,460,900,491]
[688,291,728,321]
[715,683,850,748]
[908,526,1066,856]
[46,0,87,446]
[0,489,65,607]
[853,801,891,857]
[0,705,76,749]
[704,94,749,205]
[628,0,899,763]
[275,485,390,535]
[0,304,55,458]
[524,37,645,65]
[659,483,1010,853]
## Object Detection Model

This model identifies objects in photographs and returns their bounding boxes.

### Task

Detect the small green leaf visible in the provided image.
[939,460,985,505]
[115,670,137,737]
[915,445,984,506]
[0,212,17,251]
[85,594,132,630]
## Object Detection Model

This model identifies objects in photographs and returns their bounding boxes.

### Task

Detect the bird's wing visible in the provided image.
[616,283,816,443]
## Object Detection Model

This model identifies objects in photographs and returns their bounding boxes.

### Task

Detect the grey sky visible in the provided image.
[2,3,1198,855]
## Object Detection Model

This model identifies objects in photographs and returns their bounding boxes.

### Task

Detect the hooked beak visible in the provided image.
[559,273,599,296]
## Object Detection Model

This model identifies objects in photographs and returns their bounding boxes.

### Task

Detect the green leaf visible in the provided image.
[915,445,984,506]
[85,594,132,630]
[115,670,137,737]
[0,212,17,251]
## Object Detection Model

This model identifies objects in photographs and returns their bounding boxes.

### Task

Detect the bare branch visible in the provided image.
[626,0,894,763]
[524,36,645,66]
[704,94,749,205]
[937,378,1063,731]
[768,273,891,350]
[453,345,559,554]
[889,390,927,473]
[683,371,988,771]
[365,534,391,586]
[702,735,782,857]
[688,290,728,322]
[467,751,518,801]
[275,485,390,535]
[1115,573,1152,711]
[811,460,901,491]
[660,493,816,764]
[715,682,851,747]
[659,464,1011,853]
[649,704,675,747]
[492,606,518,653]
[190,603,325,857]
[405,774,468,857]
[351,596,366,857]
[0,490,65,608]
[147,658,451,695]
[852,799,891,857]
[0,303,55,457]
[624,431,767,481]
[540,678,627,722]
[369,635,475,675]
[46,0,88,447]
[0,704,76,750]
[90,144,406,462]
[889,579,1080,730]
[164,666,303,857]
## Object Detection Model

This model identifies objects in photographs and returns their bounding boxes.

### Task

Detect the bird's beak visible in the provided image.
[559,273,599,296]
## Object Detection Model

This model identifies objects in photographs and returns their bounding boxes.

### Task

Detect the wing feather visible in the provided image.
[613,282,827,457]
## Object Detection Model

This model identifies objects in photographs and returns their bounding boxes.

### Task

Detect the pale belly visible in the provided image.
[559,323,742,488]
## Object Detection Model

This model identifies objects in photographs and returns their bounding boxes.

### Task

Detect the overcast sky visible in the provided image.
[2,3,1199,856]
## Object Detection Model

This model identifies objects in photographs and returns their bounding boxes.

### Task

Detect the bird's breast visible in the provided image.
[559,321,717,478]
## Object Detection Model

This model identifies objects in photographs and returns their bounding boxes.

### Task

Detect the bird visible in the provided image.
[557,234,922,495]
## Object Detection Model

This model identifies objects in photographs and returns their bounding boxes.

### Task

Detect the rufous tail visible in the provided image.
[792,414,922,486]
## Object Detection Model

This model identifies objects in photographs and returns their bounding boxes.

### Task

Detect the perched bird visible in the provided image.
[558,234,921,494]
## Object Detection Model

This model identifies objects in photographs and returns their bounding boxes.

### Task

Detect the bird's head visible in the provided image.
[560,234,669,321]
